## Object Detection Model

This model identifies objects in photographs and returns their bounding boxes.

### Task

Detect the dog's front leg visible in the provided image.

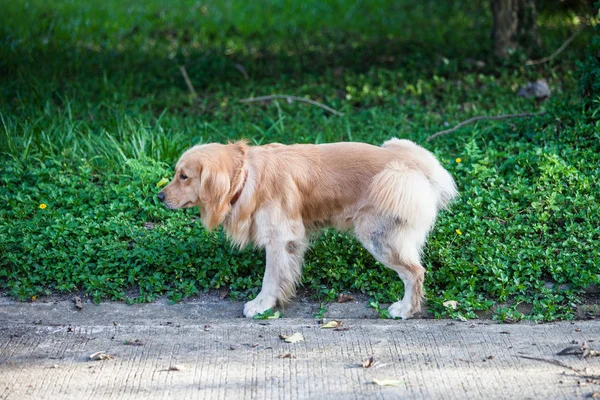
[243,220,307,318]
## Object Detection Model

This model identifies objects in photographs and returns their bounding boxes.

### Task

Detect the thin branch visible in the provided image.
[239,95,344,116]
[518,355,580,373]
[426,111,546,142]
[179,66,197,98]
[526,24,586,66]
[519,355,600,382]
[234,63,250,80]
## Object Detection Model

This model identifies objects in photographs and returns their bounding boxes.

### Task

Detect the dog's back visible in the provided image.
[251,140,457,230]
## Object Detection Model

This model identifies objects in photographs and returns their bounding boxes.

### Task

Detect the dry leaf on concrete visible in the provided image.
[337,294,355,303]
[321,320,342,329]
[362,356,375,368]
[123,339,144,346]
[279,332,304,343]
[373,378,403,386]
[89,351,113,361]
[74,296,83,310]
[558,341,600,359]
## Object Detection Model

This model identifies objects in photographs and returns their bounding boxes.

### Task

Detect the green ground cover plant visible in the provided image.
[1,0,598,320]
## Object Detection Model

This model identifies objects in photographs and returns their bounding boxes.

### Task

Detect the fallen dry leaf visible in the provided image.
[443,300,458,310]
[123,339,144,346]
[321,320,342,329]
[74,296,83,310]
[279,332,304,343]
[219,287,229,299]
[362,356,375,368]
[558,341,600,359]
[267,311,281,320]
[334,327,350,332]
[89,351,113,361]
[337,293,355,303]
[373,378,403,387]
[278,353,296,359]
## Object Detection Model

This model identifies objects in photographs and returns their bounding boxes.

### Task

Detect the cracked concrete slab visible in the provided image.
[1,296,599,399]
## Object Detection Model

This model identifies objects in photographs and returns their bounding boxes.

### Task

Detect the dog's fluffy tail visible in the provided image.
[367,139,457,228]
[368,162,438,229]
[381,138,458,211]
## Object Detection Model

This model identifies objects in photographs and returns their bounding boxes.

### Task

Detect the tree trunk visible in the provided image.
[490,0,541,58]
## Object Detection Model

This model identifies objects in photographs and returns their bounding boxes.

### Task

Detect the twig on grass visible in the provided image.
[525,24,586,66]
[179,66,197,98]
[239,95,344,116]
[234,63,250,80]
[425,111,546,142]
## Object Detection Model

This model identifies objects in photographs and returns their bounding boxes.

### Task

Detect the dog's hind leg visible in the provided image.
[356,162,441,319]
[355,213,429,320]
[243,211,307,318]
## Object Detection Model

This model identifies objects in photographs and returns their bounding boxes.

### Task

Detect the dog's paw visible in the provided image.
[387,301,413,320]
[243,294,277,318]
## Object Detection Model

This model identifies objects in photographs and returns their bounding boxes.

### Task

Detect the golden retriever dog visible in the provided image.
[158,138,457,319]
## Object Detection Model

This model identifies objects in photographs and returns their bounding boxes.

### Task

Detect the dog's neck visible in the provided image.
[230,169,247,206]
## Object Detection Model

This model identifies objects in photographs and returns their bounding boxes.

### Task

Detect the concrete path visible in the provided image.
[1,296,599,399]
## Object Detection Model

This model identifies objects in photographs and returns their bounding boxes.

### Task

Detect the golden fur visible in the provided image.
[158,138,457,318]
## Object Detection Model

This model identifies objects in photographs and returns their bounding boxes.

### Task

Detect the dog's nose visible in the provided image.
[157,192,165,202]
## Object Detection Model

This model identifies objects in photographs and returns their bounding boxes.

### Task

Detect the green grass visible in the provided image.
[1,0,599,320]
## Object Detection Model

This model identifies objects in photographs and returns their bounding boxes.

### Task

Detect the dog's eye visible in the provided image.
[180,173,188,180]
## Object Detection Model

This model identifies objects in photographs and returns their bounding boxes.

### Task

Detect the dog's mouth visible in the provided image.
[163,202,177,210]
[159,194,196,210]
[163,200,193,210]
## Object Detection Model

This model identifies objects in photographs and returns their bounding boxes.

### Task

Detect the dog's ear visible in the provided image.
[199,166,231,230]
[199,168,231,204]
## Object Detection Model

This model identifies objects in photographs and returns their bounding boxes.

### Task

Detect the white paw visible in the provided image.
[387,301,413,320]
[243,294,277,318]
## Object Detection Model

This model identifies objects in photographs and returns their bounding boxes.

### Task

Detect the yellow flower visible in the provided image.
[39,203,47,209]
[31,296,37,301]
[455,229,462,235]
[455,158,462,163]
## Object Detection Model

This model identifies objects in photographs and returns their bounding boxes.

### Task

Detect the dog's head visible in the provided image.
[157,142,247,229]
